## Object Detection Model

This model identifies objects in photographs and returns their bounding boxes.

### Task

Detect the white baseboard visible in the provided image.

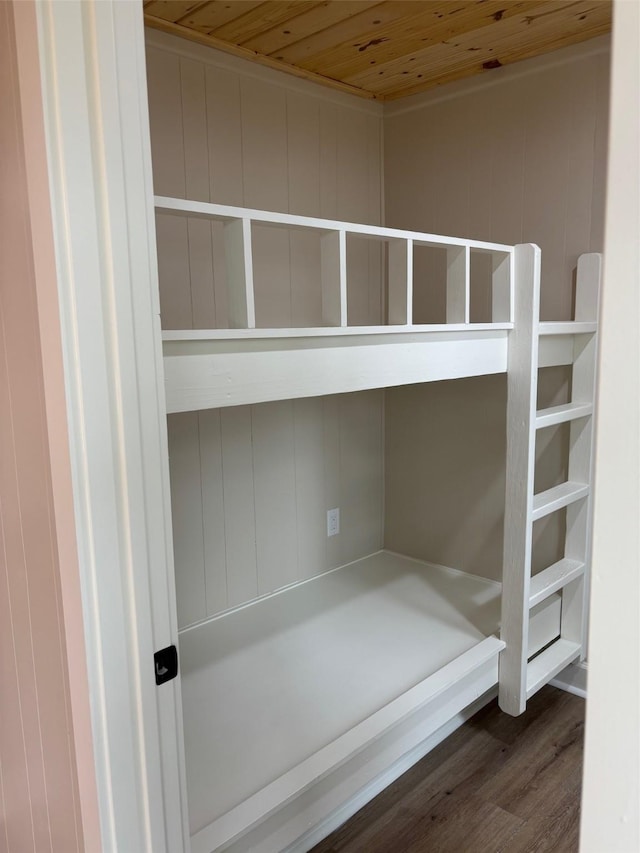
[550,660,588,698]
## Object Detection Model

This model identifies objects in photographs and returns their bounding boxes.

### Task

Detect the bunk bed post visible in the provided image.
[499,243,541,716]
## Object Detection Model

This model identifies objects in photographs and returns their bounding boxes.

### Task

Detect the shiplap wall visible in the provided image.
[384,39,610,581]
[0,4,86,848]
[146,31,384,626]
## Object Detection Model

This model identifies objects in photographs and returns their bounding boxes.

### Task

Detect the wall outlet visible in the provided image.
[327,508,340,537]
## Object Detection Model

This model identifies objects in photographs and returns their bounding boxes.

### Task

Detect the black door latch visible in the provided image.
[154,645,178,685]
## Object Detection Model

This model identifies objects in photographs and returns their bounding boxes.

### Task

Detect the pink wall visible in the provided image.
[0,3,100,851]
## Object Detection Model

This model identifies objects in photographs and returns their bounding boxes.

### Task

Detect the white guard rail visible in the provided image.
[155,196,515,331]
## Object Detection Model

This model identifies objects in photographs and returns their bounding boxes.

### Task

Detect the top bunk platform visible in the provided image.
[156,196,516,413]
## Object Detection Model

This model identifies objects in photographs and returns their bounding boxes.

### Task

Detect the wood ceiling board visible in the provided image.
[346,1,612,93]
[379,12,612,98]
[273,1,428,65]
[144,0,612,101]
[174,0,266,34]
[241,1,383,55]
[372,6,611,97]
[143,13,376,98]
[315,1,541,80]
[213,1,324,44]
[143,0,211,22]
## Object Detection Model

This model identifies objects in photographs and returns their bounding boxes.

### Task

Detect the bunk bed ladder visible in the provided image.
[499,248,601,716]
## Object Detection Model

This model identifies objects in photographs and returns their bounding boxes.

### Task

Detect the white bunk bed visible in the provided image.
[156,196,600,853]
[157,196,513,413]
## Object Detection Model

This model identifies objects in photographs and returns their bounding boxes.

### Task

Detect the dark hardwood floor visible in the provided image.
[311,686,584,853]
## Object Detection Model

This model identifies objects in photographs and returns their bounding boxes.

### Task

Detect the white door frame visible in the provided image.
[35,1,187,850]
[33,0,639,850]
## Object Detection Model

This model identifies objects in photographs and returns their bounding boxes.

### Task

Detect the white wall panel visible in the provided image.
[167,413,206,627]
[199,409,227,615]
[287,92,322,327]
[293,398,327,581]
[220,406,258,609]
[146,32,384,625]
[252,401,298,595]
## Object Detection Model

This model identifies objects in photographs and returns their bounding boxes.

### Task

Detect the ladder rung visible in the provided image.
[526,639,581,698]
[538,321,597,336]
[529,559,585,608]
[532,481,589,521]
[535,402,593,429]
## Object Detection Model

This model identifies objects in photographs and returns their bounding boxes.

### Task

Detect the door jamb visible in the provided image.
[35,2,188,849]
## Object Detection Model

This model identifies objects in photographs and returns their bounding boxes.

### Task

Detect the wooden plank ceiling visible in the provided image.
[143,1,612,100]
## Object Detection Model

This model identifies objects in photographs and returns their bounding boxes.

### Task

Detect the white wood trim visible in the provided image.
[144,27,384,117]
[191,637,504,853]
[526,640,581,698]
[535,402,593,429]
[538,321,597,335]
[564,254,601,657]
[531,482,590,521]
[162,323,513,341]
[36,2,187,850]
[163,332,509,413]
[233,671,499,853]
[155,195,515,254]
[529,559,585,608]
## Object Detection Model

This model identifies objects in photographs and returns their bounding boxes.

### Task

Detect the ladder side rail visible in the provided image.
[563,253,602,655]
[499,243,542,716]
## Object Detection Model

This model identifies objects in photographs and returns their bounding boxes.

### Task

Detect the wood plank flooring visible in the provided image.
[311,686,584,853]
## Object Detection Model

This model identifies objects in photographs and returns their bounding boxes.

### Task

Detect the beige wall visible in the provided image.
[384,39,610,580]
[0,3,99,851]
[146,31,384,626]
